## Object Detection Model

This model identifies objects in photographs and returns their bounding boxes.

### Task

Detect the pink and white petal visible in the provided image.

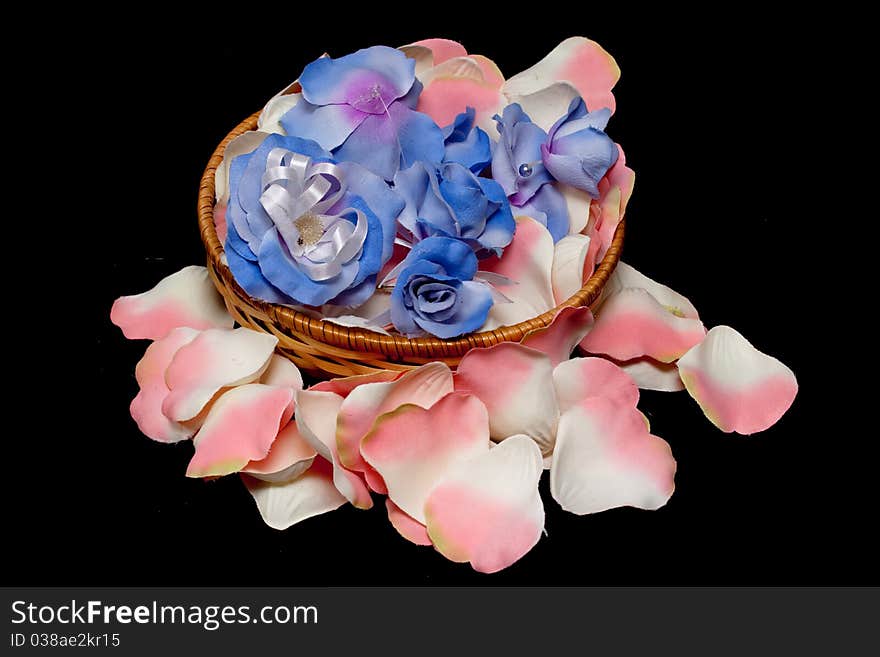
[110,266,233,341]
[552,357,639,413]
[361,393,490,523]
[260,354,304,392]
[580,288,706,363]
[242,421,316,483]
[480,216,556,330]
[521,306,595,367]
[417,77,504,135]
[404,38,468,67]
[601,261,699,319]
[130,327,200,443]
[258,93,301,135]
[386,498,432,546]
[470,54,505,88]
[163,328,278,422]
[310,370,402,397]
[425,435,544,574]
[364,467,388,495]
[242,458,347,531]
[561,183,592,235]
[551,398,676,514]
[399,44,435,77]
[214,131,270,203]
[503,37,620,114]
[186,384,294,478]
[214,203,228,244]
[593,148,636,260]
[419,56,485,87]
[552,234,592,305]
[336,362,454,471]
[455,343,558,454]
[506,81,581,132]
[615,357,685,392]
[295,389,374,509]
[678,326,798,435]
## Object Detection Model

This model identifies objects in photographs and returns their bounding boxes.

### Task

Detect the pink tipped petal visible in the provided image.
[417,77,504,135]
[310,370,402,397]
[364,467,388,495]
[242,422,316,483]
[215,131,270,202]
[481,216,556,329]
[507,81,580,132]
[470,55,505,88]
[242,458,347,531]
[129,327,200,443]
[295,389,373,509]
[186,384,294,478]
[162,328,278,422]
[407,38,468,66]
[399,44,435,77]
[593,148,635,260]
[419,56,485,86]
[386,499,432,546]
[260,354,304,392]
[425,435,544,574]
[504,37,620,114]
[601,261,699,319]
[455,343,558,454]
[552,357,639,413]
[615,357,685,392]
[552,234,592,305]
[361,393,490,523]
[336,362,454,471]
[677,326,798,435]
[110,266,233,341]
[561,184,591,235]
[521,306,595,367]
[551,398,677,514]
[580,288,706,363]
[214,203,228,244]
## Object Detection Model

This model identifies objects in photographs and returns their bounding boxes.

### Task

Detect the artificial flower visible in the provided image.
[225,133,404,308]
[441,107,491,173]
[388,236,493,338]
[280,46,444,181]
[394,161,515,256]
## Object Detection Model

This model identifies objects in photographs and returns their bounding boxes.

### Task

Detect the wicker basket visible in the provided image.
[198,111,625,377]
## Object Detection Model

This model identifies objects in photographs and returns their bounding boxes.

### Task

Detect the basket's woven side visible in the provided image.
[198,112,625,376]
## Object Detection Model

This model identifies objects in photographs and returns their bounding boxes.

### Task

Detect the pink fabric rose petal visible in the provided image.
[186,384,294,478]
[553,357,639,413]
[503,36,620,114]
[260,354,304,392]
[162,328,278,422]
[129,327,199,443]
[386,499,432,546]
[404,38,468,67]
[361,393,489,523]
[600,261,699,319]
[552,234,593,305]
[425,435,544,574]
[418,75,505,135]
[295,389,373,509]
[551,397,677,514]
[677,326,798,434]
[481,216,556,329]
[455,343,558,454]
[592,147,635,260]
[615,357,685,392]
[336,362,454,471]
[310,370,401,396]
[580,288,706,363]
[110,266,233,341]
[242,458,346,531]
[242,422,316,483]
[520,306,595,367]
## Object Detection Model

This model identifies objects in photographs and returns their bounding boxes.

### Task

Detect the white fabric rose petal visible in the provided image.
[600,262,699,319]
[506,81,581,132]
[241,422,316,483]
[551,397,677,514]
[258,93,302,135]
[295,389,373,509]
[386,499,432,546]
[214,131,271,203]
[455,343,559,454]
[424,435,544,574]
[551,234,593,305]
[162,328,278,423]
[110,266,233,341]
[259,354,304,392]
[677,326,798,434]
[186,383,294,478]
[242,458,346,531]
[361,393,490,524]
[553,357,639,413]
[129,327,199,443]
[615,357,685,392]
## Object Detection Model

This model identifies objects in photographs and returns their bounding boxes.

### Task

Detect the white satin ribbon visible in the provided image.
[259,149,368,282]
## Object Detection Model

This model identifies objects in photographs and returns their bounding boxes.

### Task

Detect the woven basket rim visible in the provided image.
[198,111,624,359]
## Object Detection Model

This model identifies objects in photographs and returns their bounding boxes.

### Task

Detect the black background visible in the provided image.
[14,11,868,585]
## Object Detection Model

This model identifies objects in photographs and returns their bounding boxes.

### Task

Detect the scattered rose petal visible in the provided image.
[600,261,699,319]
[110,266,233,341]
[520,306,595,367]
[425,435,544,574]
[214,131,270,202]
[615,357,685,392]
[260,354,304,392]
[552,357,639,413]
[310,370,402,396]
[242,422,316,483]
[506,81,580,132]
[386,498,432,546]
[677,326,798,434]
[551,234,593,305]
[551,397,676,514]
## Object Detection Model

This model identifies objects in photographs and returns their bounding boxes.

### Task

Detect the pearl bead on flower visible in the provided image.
[518,163,533,177]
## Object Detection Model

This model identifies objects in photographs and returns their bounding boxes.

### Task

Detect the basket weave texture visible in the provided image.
[198,112,625,377]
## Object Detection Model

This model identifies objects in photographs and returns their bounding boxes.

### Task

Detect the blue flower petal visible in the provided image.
[395,106,445,173]
[225,237,290,304]
[334,162,404,263]
[491,103,552,204]
[414,280,493,338]
[327,275,378,308]
[280,101,368,151]
[406,236,478,280]
[442,108,492,174]
[390,259,444,336]
[542,128,619,197]
[518,183,571,243]
[394,163,457,237]
[438,163,489,238]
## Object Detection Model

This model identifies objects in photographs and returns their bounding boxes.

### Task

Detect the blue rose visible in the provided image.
[541,97,618,198]
[491,103,570,243]
[390,237,493,338]
[441,107,491,173]
[393,161,515,257]
[225,133,404,308]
